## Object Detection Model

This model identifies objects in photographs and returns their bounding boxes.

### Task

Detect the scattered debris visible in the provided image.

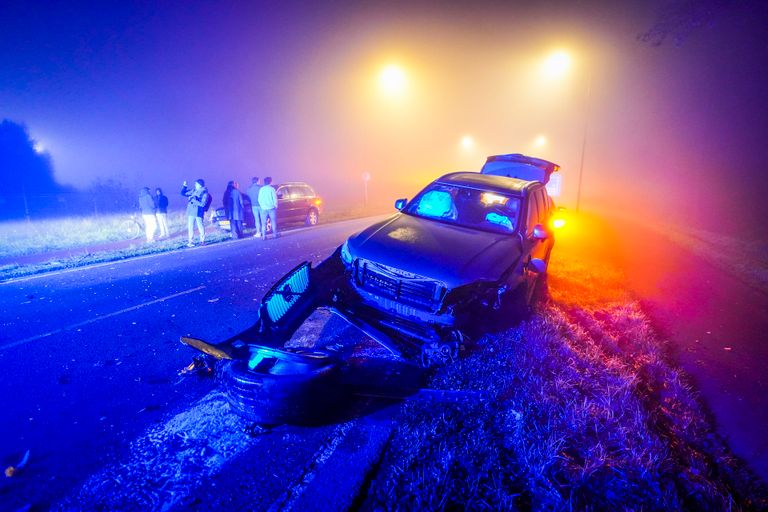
[207,298,219,303]
[4,450,30,478]
[244,423,272,437]
[177,356,214,380]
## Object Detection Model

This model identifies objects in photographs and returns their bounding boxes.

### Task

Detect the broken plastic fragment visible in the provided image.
[4,450,30,478]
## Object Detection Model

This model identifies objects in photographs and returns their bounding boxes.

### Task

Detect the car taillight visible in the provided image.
[552,218,566,229]
[314,198,322,206]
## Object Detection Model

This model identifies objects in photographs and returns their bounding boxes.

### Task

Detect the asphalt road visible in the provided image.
[0,216,404,511]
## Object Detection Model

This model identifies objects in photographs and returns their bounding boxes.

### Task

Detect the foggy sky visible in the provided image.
[2,1,767,234]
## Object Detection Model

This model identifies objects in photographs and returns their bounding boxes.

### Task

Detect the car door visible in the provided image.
[522,187,550,262]
[277,185,301,223]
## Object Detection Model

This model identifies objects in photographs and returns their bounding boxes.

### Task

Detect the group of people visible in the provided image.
[138,177,280,247]
[138,187,171,243]
[222,176,278,241]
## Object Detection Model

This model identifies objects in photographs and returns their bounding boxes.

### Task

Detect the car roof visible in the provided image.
[278,181,314,188]
[435,172,540,196]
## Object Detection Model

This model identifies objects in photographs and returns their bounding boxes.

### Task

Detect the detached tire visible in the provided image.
[219,349,341,424]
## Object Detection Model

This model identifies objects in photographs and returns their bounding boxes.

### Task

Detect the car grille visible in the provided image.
[357,260,444,311]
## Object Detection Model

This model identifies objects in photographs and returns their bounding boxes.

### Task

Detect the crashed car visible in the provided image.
[182,154,560,419]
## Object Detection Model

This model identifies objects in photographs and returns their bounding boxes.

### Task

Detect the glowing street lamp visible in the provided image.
[533,135,547,149]
[460,135,475,150]
[540,50,572,80]
[378,64,407,97]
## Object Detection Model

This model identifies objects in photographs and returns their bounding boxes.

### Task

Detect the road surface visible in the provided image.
[0,216,406,511]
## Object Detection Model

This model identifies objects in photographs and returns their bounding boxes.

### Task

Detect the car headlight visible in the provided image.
[340,240,353,266]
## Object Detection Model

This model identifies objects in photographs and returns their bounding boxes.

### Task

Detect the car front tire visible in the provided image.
[306,208,319,226]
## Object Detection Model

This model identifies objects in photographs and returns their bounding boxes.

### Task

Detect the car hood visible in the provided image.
[347,213,522,288]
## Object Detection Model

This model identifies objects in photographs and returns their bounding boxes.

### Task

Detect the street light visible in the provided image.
[541,49,589,211]
[378,64,407,97]
[540,50,572,80]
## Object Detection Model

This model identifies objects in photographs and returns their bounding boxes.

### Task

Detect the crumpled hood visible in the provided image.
[347,213,522,288]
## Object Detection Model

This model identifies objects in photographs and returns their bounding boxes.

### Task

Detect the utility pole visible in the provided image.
[575,71,592,212]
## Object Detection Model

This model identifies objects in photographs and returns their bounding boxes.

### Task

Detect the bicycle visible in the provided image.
[120,214,145,240]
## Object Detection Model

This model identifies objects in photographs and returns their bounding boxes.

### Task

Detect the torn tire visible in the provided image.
[219,348,342,424]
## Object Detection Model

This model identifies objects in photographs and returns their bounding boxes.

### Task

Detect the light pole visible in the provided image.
[575,70,591,212]
[362,172,371,208]
[541,49,590,211]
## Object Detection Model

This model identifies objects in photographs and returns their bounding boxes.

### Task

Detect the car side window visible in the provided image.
[276,186,287,199]
[300,186,315,197]
[535,189,548,224]
[526,194,540,236]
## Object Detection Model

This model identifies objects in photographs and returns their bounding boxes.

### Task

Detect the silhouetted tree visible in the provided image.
[83,178,137,214]
[0,119,63,219]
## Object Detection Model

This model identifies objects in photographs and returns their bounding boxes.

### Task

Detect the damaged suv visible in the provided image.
[339,160,557,363]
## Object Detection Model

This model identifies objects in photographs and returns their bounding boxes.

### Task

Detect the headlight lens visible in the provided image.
[340,240,353,266]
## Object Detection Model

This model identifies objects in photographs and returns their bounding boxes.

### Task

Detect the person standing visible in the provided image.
[181,179,209,247]
[138,187,158,243]
[258,176,278,240]
[226,180,245,239]
[155,187,170,238]
[246,176,262,237]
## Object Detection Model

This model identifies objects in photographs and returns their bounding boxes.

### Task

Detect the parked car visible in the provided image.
[212,181,322,232]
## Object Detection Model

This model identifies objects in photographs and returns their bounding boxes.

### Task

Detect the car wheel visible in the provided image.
[218,348,341,424]
[502,282,533,324]
[306,208,319,226]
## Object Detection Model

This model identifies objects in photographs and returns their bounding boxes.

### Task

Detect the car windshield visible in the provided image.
[404,183,521,234]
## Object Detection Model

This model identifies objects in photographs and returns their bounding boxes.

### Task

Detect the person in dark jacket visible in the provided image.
[181,179,209,247]
[155,188,170,238]
[225,180,245,239]
[138,187,158,242]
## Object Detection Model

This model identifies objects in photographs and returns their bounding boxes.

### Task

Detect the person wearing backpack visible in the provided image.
[181,178,210,247]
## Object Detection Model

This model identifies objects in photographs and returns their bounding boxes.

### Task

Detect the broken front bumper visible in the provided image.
[182,247,464,367]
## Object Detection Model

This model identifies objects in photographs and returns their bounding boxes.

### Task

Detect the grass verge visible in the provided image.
[361,256,768,511]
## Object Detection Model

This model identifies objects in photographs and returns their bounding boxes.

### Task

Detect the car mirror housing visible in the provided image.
[528,258,547,273]
[532,224,549,240]
[395,198,407,210]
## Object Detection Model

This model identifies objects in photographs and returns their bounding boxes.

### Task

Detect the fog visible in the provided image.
[2,1,766,235]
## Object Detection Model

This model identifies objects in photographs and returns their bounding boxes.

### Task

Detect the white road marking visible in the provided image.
[1,285,206,351]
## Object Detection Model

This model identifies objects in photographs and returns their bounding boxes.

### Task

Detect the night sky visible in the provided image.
[2,1,767,233]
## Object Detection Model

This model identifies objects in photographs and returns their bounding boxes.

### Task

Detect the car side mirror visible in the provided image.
[277,193,284,199]
[529,258,547,273]
[532,224,549,240]
[395,198,407,210]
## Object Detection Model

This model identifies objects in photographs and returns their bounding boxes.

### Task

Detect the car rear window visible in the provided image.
[405,183,520,234]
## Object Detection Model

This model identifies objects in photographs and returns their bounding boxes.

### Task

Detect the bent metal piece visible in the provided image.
[181,248,459,366]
